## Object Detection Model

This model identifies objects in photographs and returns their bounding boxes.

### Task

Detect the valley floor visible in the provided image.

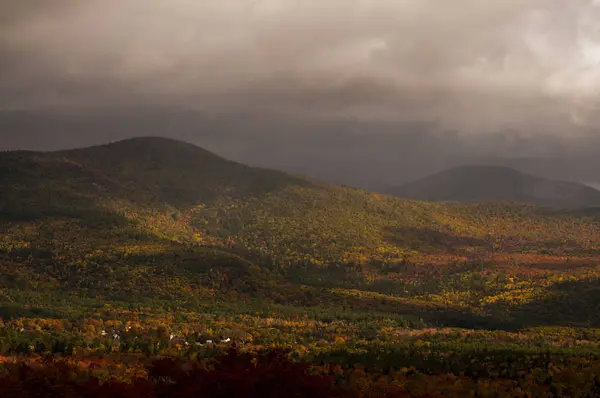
[2,298,600,397]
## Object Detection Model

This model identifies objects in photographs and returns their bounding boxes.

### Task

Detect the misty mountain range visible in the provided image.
[2,134,598,210]
[1,109,599,192]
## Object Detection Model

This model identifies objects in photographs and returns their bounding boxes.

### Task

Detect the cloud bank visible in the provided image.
[1,0,599,135]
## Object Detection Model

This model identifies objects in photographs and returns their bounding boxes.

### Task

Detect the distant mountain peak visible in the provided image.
[386,165,600,209]
[63,135,225,158]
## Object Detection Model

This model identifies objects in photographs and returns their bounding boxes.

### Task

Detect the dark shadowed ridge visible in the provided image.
[53,136,314,207]
[58,136,232,166]
[385,165,600,209]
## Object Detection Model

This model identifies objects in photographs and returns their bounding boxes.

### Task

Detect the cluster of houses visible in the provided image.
[98,326,247,348]
[3,321,251,349]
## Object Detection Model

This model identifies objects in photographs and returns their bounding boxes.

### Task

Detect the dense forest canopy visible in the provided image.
[2,137,600,396]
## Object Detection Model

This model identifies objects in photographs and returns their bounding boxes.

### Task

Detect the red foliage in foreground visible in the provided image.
[0,349,380,398]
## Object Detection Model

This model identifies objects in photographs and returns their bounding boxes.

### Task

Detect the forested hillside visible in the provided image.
[2,137,600,396]
[2,137,600,316]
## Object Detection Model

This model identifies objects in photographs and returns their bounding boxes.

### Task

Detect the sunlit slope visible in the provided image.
[2,137,600,327]
[2,137,599,267]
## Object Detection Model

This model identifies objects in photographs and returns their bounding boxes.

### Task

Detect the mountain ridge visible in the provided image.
[1,136,600,325]
[386,165,600,209]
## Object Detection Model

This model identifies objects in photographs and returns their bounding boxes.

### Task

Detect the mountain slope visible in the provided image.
[386,165,600,209]
[2,138,599,265]
[55,136,312,206]
[2,137,600,325]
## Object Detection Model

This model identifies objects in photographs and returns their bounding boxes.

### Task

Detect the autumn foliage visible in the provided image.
[0,349,359,398]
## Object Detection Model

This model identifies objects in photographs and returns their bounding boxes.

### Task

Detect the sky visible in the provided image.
[1,0,599,187]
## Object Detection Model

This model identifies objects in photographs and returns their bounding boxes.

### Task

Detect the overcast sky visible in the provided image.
[1,0,599,186]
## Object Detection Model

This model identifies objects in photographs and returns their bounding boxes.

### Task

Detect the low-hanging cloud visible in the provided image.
[1,0,599,134]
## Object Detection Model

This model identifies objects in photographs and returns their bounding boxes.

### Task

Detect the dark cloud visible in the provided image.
[1,0,599,129]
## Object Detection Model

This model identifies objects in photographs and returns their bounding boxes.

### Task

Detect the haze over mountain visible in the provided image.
[2,109,600,191]
[1,1,600,191]
[386,165,600,208]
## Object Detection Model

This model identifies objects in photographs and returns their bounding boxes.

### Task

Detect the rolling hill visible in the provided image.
[386,165,600,209]
[1,137,600,327]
